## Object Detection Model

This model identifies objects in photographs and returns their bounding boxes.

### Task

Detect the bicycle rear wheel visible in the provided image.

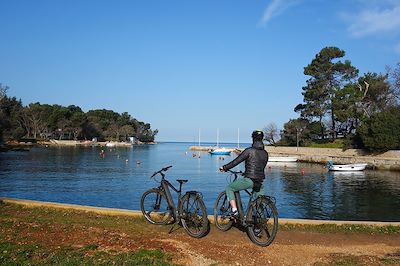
[179,192,208,238]
[246,196,278,247]
[213,191,233,231]
[140,188,174,225]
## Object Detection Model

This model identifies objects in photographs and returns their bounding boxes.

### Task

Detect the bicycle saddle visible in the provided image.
[177,179,188,184]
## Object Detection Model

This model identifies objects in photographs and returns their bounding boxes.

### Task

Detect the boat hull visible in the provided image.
[269,156,298,162]
[209,151,231,155]
[209,148,232,155]
[328,163,367,171]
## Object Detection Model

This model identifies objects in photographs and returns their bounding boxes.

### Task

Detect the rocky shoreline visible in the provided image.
[190,145,400,171]
[0,139,156,151]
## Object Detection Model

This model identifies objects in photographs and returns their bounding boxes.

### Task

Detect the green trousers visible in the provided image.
[225,178,264,201]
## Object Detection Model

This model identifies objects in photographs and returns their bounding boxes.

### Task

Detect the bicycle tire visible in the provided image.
[213,191,233,231]
[246,196,278,247]
[140,188,174,225]
[179,192,209,238]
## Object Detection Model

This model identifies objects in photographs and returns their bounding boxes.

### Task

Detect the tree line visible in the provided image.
[0,87,157,143]
[264,47,400,152]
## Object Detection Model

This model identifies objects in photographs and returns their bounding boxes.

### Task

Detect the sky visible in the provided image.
[1,0,400,143]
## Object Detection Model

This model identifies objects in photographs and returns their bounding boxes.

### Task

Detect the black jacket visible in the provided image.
[222,140,269,181]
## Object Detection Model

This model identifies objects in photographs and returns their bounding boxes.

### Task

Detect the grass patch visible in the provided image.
[0,202,161,235]
[308,139,344,149]
[315,252,400,266]
[0,202,176,265]
[280,223,400,235]
[315,254,366,266]
[0,242,174,266]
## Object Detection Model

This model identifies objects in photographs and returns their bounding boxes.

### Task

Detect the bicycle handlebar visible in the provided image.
[223,169,244,183]
[151,165,173,178]
[227,170,244,175]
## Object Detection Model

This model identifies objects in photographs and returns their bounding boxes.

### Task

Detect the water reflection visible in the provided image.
[1,143,400,221]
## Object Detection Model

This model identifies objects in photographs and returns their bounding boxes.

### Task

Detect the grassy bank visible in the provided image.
[0,243,171,266]
[1,200,399,265]
[280,222,400,235]
[0,201,175,266]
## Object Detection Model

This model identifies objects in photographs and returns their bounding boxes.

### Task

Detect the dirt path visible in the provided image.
[1,201,399,265]
[155,224,399,265]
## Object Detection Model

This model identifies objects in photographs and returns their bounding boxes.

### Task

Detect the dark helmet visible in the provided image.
[251,130,264,141]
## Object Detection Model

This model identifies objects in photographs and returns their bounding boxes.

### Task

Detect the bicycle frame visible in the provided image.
[226,170,259,226]
[234,189,256,226]
[159,177,183,218]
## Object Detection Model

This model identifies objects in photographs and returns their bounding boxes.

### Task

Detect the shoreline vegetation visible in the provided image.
[0,89,159,148]
[1,199,399,265]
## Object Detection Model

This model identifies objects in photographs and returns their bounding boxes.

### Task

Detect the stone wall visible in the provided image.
[266,146,400,171]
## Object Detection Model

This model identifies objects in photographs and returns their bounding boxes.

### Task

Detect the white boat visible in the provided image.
[209,147,232,155]
[105,142,116,147]
[209,129,231,156]
[327,161,367,171]
[269,156,298,162]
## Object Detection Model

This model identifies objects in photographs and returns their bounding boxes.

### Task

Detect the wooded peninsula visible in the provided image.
[0,91,157,145]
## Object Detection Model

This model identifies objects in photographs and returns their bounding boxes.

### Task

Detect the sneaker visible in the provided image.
[229,210,239,220]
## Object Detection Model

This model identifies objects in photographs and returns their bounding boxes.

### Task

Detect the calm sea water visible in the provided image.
[1,142,400,221]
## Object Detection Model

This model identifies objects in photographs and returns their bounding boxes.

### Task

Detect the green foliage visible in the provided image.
[280,118,313,146]
[0,202,174,266]
[280,223,400,234]
[309,139,344,148]
[357,107,400,152]
[0,93,24,142]
[297,46,359,139]
[0,242,173,266]
[290,51,399,150]
[359,72,395,115]
[11,127,26,140]
[0,86,158,143]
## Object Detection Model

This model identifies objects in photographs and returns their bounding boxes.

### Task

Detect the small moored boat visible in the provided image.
[209,129,231,155]
[269,156,298,162]
[105,142,116,147]
[209,148,232,156]
[327,161,367,171]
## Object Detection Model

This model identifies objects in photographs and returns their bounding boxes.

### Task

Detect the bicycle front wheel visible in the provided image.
[140,188,174,225]
[246,196,278,247]
[179,192,209,238]
[214,191,233,231]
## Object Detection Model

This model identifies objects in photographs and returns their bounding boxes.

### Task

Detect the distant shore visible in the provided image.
[0,139,156,151]
[190,145,400,171]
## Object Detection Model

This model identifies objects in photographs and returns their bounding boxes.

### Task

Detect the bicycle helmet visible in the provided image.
[251,130,264,141]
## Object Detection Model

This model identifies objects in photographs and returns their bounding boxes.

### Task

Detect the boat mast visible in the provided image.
[217,128,219,147]
[237,128,240,149]
[198,128,201,157]
[198,128,201,147]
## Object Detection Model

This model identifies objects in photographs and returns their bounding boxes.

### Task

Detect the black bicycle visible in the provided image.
[214,170,278,246]
[140,165,209,238]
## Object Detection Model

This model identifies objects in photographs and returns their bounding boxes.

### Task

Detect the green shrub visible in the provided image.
[357,107,400,152]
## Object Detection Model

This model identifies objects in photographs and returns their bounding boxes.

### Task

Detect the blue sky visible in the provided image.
[1,0,399,142]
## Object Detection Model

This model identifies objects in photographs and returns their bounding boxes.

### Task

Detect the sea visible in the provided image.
[1,142,399,221]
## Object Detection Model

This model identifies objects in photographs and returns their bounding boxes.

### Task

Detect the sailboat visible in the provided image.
[209,129,232,155]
